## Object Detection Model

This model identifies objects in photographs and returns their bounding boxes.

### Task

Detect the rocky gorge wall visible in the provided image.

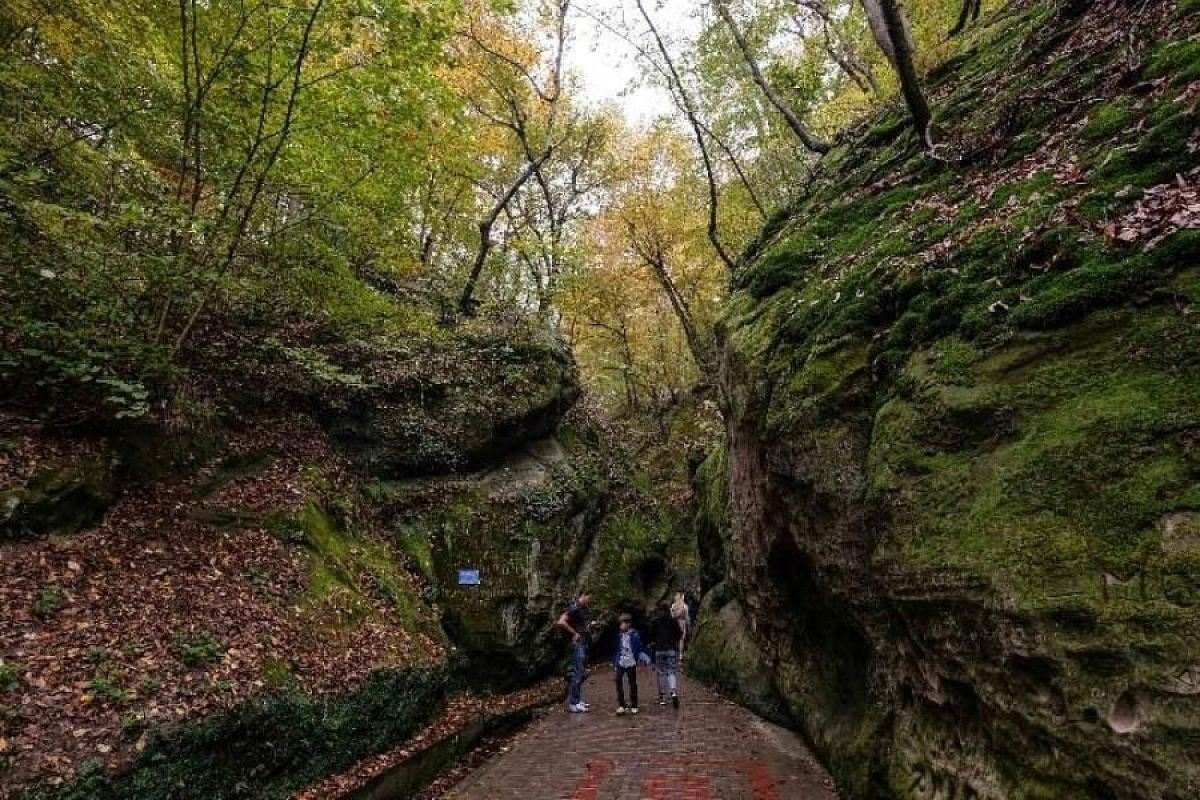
[0,323,622,798]
[691,1,1200,798]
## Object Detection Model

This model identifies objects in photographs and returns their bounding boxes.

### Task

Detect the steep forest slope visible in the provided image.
[0,318,607,797]
[0,3,714,793]
[692,0,1200,798]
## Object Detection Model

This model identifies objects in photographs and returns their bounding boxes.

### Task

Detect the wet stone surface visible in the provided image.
[445,672,837,799]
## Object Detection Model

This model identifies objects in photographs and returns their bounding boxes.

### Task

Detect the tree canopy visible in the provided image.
[1,0,1000,420]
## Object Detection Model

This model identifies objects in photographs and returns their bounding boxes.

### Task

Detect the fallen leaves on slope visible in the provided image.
[1102,169,1200,248]
[0,415,440,793]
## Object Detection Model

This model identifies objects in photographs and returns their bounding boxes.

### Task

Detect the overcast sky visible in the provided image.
[564,0,704,125]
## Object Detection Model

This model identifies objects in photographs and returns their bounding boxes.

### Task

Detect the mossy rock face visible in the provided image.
[1,454,117,540]
[707,3,1200,798]
[686,590,790,725]
[692,445,729,595]
[315,334,579,478]
[393,436,610,688]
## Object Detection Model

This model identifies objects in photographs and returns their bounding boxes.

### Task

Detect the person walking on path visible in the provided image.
[671,592,691,661]
[612,612,651,715]
[650,602,683,707]
[556,590,594,713]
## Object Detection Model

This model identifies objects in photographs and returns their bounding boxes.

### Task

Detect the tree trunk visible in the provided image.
[626,220,711,371]
[949,0,982,37]
[795,1,880,96]
[635,0,736,272]
[458,154,548,315]
[713,0,829,154]
[864,0,933,148]
[458,0,571,315]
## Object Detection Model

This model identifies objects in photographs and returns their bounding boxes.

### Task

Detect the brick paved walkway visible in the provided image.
[445,670,837,800]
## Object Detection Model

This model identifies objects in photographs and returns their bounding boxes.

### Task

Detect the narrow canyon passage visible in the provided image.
[445,673,836,800]
[3,1,1197,798]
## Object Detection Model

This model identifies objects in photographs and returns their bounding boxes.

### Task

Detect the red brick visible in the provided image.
[445,673,836,799]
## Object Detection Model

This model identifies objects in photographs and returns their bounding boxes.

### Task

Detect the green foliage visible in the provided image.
[260,655,298,693]
[84,646,111,664]
[35,669,446,800]
[139,675,163,696]
[298,502,423,629]
[931,337,980,385]
[0,0,464,422]
[0,660,23,693]
[264,512,306,545]
[875,310,1200,616]
[87,672,133,705]
[395,524,434,578]
[273,342,369,391]
[1143,37,1200,83]
[723,7,1200,734]
[170,630,224,668]
[32,585,68,619]
[1008,249,1152,330]
[1082,100,1136,141]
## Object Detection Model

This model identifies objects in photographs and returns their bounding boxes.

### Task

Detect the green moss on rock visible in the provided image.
[709,3,1200,798]
[687,592,790,724]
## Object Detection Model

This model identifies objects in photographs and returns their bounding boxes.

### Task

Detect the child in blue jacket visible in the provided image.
[612,612,650,714]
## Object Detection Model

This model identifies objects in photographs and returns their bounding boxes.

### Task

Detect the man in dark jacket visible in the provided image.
[650,603,682,707]
[556,590,594,712]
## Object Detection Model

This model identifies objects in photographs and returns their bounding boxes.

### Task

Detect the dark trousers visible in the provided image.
[615,665,639,708]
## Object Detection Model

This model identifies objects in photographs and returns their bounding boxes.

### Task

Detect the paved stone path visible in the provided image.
[446,670,837,800]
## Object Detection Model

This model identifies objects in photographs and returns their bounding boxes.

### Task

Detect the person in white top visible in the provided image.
[670,592,690,661]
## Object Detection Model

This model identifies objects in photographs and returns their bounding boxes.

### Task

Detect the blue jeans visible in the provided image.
[655,650,678,696]
[567,641,587,705]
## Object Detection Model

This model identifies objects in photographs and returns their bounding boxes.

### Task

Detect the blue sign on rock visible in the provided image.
[458,569,481,586]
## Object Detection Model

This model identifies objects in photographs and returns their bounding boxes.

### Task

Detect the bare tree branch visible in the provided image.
[458,0,572,315]
[634,0,736,273]
[712,0,830,154]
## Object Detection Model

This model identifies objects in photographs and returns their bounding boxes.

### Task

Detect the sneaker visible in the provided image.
[630,707,639,715]
[568,703,590,713]
[580,702,592,710]
[658,696,666,706]
[672,692,680,709]
[616,706,627,715]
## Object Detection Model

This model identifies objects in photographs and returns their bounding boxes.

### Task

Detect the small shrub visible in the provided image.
[264,512,305,544]
[261,655,297,693]
[0,661,23,693]
[120,711,147,738]
[170,629,224,668]
[33,584,68,619]
[244,567,272,597]
[88,672,132,705]
[84,646,110,664]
